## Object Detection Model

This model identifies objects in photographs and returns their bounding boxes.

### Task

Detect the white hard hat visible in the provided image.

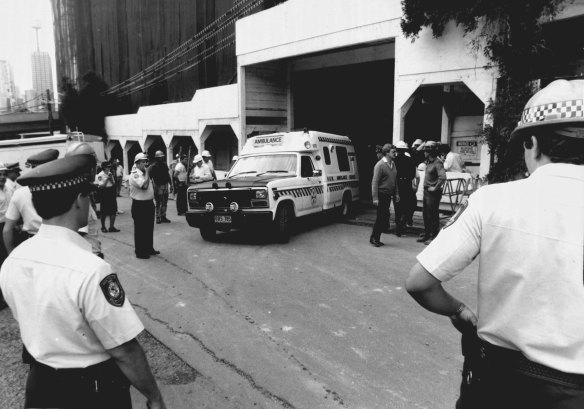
[412,139,423,147]
[154,150,165,158]
[134,152,148,163]
[512,79,584,139]
[193,154,203,163]
[232,155,238,161]
[395,141,409,150]
[201,150,211,157]
[0,162,7,171]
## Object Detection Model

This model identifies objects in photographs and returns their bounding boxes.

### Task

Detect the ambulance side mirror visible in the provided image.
[312,169,322,177]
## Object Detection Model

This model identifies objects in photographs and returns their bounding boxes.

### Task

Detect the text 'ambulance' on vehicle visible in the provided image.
[185,130,360,242]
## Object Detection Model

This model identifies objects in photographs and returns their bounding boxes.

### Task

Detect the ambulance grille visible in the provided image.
[195,190,252,209]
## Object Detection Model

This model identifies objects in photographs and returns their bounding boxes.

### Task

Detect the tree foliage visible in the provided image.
[401,0,571,181]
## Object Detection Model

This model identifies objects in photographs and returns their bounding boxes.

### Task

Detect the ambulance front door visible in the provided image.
[299,155,324,215]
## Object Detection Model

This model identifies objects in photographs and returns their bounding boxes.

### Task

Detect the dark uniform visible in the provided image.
[418,141,445,244]
[394,148,417,234]
[150,152,171,224]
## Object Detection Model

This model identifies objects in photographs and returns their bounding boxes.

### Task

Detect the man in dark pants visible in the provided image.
[129,153,159,259]
[0,154,166,409]
[394,141,418,235]
[150,150,171,224]
[173,155,188,215]
[406,79,584,409]
[370,144,399,247]
[417,141,445,245]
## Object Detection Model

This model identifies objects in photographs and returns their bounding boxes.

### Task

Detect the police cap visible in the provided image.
[423,141,440,151]
[27,149,60,166]
[18,154,97,193]
[512,79,584,139]
[5,162,21,172]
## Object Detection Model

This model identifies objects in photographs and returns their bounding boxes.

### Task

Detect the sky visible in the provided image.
[0,0,57,97]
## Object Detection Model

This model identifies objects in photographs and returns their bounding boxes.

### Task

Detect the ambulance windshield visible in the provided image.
[228,154,297,178]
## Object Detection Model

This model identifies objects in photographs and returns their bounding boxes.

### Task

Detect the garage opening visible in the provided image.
[202,125,238,174]
[291,57,394,200]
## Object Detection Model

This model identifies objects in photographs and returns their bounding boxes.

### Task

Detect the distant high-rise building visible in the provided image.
[31,51,54,106]
[25,89,38,111]
[0,60,17,111]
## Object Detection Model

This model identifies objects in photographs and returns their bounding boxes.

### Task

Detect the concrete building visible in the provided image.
[102,0,584,198]
[31,51,54,103]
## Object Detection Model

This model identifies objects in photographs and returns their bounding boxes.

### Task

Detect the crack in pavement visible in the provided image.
[133,303,297,409]
[105,235,348,408]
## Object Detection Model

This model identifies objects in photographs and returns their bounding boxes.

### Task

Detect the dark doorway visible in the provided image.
[127,143,142,169]
[204,126,239,171]
[292,59,394,200]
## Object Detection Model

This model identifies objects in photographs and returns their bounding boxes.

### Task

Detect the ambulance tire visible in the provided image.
[200,225,216,241]
[339,192,353,219]
[274,203,293,243]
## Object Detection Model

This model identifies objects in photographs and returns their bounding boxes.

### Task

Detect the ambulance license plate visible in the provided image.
[214,215,231,223]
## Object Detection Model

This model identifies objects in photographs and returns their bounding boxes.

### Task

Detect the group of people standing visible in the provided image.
[370,139,449,246]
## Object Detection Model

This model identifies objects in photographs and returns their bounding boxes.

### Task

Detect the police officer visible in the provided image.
[130,153,159,259]
[394,141,418,235]
[150,150,171,224]
[406,79,584,409]
[3,149,60,254]
[5,162,22,193]
[0,154,167,409]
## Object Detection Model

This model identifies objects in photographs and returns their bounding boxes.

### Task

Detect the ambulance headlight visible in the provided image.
[205,202,214,212]
[255,189,267,199]
[229,202,239,212]
[304,141,311,149]
[189,191,197,201]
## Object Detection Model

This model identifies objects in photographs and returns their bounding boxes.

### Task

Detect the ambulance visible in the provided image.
[185,129,360,242]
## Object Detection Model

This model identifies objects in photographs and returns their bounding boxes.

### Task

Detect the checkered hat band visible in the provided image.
[29,176,87,192]
[519,99,584,126]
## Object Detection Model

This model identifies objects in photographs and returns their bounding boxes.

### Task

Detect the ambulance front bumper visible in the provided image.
[185,209,273,229]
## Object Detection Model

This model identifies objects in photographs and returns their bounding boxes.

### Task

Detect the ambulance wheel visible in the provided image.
[339,193,353,219]
[274,203,292,243]
[200,225,216,241]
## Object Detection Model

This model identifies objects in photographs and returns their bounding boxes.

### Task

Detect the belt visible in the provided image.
[480,340,584,388]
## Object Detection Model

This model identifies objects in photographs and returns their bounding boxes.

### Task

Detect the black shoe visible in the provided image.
[406,219,413,227]
[149,249,160,255]
[156,220,162,224]
[136,254,150,259]
[395,231,402,237]
[417,235,429,243]
[369,237,384,247]
[101,227,108,233]
[108,227,120,232]
[161,218,171,223]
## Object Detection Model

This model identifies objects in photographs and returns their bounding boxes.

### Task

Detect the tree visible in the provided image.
[401,0,571,181]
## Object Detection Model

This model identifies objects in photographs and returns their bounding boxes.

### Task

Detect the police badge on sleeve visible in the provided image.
[100,274,126,307]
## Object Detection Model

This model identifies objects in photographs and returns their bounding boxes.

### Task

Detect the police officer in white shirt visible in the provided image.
[3,149,59,254]
[406,79,584,409]
[129,153,159,259]
[201,150,216,180]
[0,154,166,409]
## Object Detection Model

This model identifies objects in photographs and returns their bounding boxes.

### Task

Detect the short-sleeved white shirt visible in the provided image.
[417,163,584,374]
[129,168,154,200]
[5,187,41,233]
[0,224,143,368]
[0,185,12,223]
[174,163,187,182]
[191,163,213,182]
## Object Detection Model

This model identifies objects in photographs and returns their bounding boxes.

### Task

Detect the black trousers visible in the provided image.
[371,192,393,241]
[131,199,155,257]
[395,180,416,232]
[457,335,584,409]
[422,189,442,238]
[25,359,131,409]
[176,182,188,214]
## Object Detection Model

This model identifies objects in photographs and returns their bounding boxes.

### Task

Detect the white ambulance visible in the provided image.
[185,130,360,242]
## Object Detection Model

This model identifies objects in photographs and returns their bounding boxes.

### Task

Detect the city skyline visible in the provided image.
[0,0,57,102]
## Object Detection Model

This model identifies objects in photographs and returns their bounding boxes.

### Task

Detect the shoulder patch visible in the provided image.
[133,172,140,179]
[443,200,469,230]
[99,273,126,307]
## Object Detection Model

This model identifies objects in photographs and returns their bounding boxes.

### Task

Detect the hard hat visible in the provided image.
[155,150,165,158]
[395,141,409,150]
[65,142,96,157]
[193,154,203,163]
[232,155,238,161]
[412,139,423,147]
[134,153,148,163]
[0,163,7,171]
[512,79,584,139]
[201,150,211,157]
